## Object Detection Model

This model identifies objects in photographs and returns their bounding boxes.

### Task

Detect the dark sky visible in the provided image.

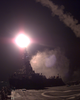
[0,0,80,81]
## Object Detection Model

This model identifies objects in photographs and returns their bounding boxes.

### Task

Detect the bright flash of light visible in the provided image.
[15,34,30,48]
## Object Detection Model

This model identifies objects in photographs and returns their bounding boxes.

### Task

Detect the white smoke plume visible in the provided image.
[30,48,69,81]
[35,0,80,37]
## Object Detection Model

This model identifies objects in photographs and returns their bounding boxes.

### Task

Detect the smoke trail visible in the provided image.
[35,0,80,37]
[30,48,69,81]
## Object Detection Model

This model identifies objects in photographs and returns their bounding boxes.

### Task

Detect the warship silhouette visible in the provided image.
[9,49,65,89]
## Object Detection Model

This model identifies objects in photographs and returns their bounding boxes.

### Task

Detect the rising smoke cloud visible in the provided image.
[35,0,80,37]
[30,48,69,81]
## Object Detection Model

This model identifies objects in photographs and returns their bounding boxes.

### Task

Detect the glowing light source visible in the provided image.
[15,34,30,48]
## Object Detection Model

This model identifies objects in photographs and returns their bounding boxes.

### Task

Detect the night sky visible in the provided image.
[0,0,80,81]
